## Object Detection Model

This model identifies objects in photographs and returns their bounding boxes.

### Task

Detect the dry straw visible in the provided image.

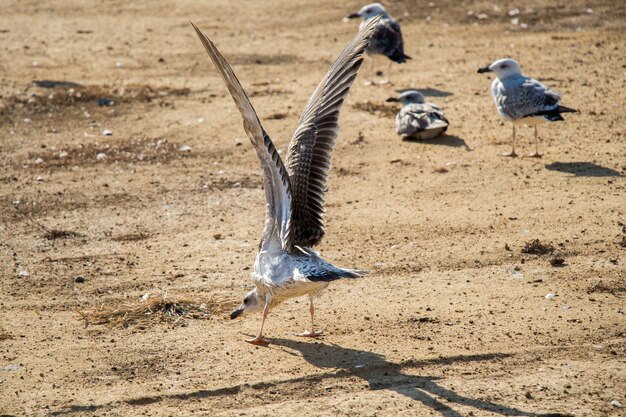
[78,293,237,328]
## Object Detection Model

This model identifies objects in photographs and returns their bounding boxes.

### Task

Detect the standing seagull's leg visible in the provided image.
[246,295,271,346]
[529,126,543,158]
[298,295,323,338]
[501,124,518,157]
[376,60,392,85]
[363,57,375,86]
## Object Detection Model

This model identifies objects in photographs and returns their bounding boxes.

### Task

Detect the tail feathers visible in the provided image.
[557,105,577,113]
[534,105,577,121]
[306,267,368,282]
[388,50,411,63]
[341,268,369,278]
[542,112,565,122]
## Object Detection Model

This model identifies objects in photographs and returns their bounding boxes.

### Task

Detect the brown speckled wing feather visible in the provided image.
[192,22,293,251]
[285,17,379,247]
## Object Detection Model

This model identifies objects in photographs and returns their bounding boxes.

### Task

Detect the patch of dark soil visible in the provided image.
[25,137,187,169]
[231,53,297,66]
[1,83,190,117]
[352,101,397,118]
[587,280,626,295]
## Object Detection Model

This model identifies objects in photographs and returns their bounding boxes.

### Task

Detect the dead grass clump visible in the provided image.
[22,215,83,240]
[521,239,554,255]
[0,330,13,341]
[111,232,150,242]
[78,294,236,328]
[352,101,397,118]
[587,280,626,295]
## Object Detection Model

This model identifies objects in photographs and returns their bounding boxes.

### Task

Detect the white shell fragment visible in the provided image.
[96,153,107,161]
[18,271,29,277]
[545,293,556,300]
[179,145,192,152]
[611,400,623,408]
[102,129,113,136]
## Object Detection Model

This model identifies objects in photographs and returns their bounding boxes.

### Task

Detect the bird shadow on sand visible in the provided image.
[404,134,471,150]
[545,162,624,177]
[395,87,454,98]
[50,338,573,417]
[271,338,571,417]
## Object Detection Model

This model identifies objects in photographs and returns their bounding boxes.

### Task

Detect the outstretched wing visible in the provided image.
[285,17,379,247]
[192,22,293,251]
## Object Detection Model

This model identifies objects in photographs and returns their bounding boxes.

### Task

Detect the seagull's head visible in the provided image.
[386,90,425,105]
[477,58,521,79]
[346,3,389,20]
[230,288,263,319]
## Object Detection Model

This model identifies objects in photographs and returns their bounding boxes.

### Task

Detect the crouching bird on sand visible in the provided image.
[478,58,576,157]
[387,90,449,140]
[191,18,378,346]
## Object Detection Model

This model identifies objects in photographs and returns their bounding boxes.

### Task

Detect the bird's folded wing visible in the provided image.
[284,17,380,248]
[192,22,293,250]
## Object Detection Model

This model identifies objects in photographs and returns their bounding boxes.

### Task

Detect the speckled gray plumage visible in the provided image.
[491,74,562,122]
[396,102,449,139]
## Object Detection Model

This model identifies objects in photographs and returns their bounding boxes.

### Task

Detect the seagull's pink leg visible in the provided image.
[528,126,543,158]
[298,296,323,338]
[501,124,518,157]
[246,297,271,346]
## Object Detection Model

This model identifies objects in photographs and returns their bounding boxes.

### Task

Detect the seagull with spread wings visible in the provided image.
[191,18,378,346]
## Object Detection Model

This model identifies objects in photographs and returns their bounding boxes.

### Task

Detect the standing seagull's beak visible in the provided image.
[230,306,244,320]
[386,97,400,102]
[346,12,361,19]
[477,66,492,74]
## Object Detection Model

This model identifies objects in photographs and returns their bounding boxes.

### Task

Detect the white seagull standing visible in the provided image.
[386,90,449,140]
[191,19,379,346]
[478,58,576,157]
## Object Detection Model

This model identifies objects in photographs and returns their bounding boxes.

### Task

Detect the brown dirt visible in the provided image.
[1,1,625,416]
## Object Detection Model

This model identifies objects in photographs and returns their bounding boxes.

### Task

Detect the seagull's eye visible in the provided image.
[501,64,508,68]
[365,8,372,13]
[243,297,250,304]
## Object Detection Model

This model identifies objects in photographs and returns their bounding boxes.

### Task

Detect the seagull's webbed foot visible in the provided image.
[246,336,271,347]
[528,151,543,158]
[500,151,518,158]
[297,330,323,338]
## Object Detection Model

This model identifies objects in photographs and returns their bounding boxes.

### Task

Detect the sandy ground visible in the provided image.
[1,0,625,416]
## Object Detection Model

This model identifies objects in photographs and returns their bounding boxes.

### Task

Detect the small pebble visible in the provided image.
[18,271,29,277]
[96,153,107,160]
[179,144,192,152]
[102,129,113,136]
[36,176,44,181]
[611,400,622,408]
[74,275,85,283]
